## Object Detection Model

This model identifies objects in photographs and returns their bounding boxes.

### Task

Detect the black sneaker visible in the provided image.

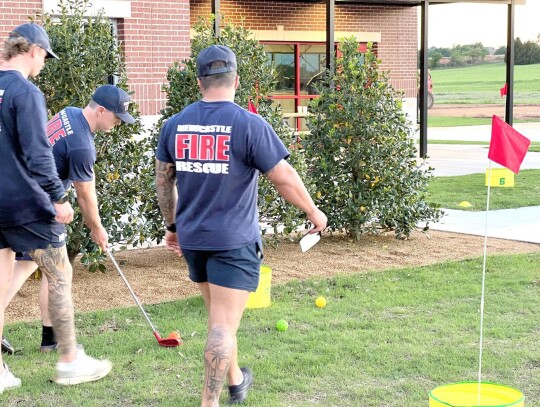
[1,338,14,355]
[228,367,253,404]
[40,343,58,353]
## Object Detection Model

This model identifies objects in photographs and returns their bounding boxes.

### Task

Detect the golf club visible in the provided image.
[107,250,181,347]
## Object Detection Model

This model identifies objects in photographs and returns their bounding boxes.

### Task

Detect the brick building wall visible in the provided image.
[191,0,418,98]
[2,1,417,114]
[118,1,190,115]
[0,1,43,38]
[0,0,191,116]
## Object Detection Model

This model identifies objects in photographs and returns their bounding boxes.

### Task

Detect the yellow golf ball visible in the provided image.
[276,319,288,331]
[315,296,327,308]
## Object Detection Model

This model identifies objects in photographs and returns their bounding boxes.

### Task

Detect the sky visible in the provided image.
[427,2,540,48]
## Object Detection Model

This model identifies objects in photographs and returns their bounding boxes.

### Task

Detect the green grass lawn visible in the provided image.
[428,116,492,127]
[2,253,539,406]
[427,141,540,150]
[428,116,538,128]
[430,63,540,105]
[428,169,540,211]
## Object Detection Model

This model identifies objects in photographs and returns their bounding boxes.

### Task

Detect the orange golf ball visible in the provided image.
[167,331,181,340]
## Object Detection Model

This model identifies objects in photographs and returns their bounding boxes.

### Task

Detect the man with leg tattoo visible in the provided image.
[2,84,135,354]
[156,45,327,406]
[0,23,111,393]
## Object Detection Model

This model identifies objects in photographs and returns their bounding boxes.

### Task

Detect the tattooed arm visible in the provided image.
[155,159,181,255]
[156,159,177,226]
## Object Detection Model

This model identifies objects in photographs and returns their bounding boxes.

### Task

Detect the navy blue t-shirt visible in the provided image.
[0,70,65,227]
[47,107,95,190]
[156,101,289,250]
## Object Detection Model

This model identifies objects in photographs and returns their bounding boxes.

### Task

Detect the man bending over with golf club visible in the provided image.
[0,23,113,392]
[2,85,136,355]
[156,45,327,406]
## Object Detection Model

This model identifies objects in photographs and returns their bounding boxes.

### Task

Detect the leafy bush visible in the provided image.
[155,17,310,241]
[304,38,442,240]
[33,0,162,269]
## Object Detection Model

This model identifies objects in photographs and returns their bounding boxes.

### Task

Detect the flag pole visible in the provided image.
[478,162,493,403]
[480,114,530,403]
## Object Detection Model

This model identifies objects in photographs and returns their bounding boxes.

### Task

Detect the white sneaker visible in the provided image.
[55,349,112,385]
[0,363,21,393]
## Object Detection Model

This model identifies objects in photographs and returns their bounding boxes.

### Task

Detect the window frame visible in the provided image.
[262,40,375,131]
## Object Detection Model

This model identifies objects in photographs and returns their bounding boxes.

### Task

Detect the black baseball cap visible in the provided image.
[197,45,237,77]
[12,23,59,60]
[92,85,136,124]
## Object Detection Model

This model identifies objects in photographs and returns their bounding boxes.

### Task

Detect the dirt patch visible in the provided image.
[6,230,539,323]
[430,104,540,120]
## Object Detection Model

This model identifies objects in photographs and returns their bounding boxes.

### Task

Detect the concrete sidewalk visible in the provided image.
[430,206,540,244]
[424,144,540,176]
[421,122,540,176]
[420,124,540,244]
[426,122,540,143]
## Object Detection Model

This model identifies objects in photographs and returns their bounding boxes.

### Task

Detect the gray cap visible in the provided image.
[12,23,59,59]
[197,45,237,77]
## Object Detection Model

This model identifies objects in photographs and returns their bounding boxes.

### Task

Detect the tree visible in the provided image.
[428,51,443,69]
[428,47,451,58]
[303,38,442,240]
[33,0,162,270]
[155,17,310,241]
[494,46,506,56]
[448,43,488,66]
[514,37,540,65]
[468,42,488,63]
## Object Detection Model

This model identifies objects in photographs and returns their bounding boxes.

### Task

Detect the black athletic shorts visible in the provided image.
[0,218,66,253]
[182,239,263,292]
[15,252,33,261]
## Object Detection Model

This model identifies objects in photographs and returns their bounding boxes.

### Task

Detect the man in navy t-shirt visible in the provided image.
[0,23,114,391]
[3,85,135,355]
[156,45,327,406]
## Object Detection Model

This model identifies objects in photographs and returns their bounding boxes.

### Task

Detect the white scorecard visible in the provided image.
[299,232,321,253]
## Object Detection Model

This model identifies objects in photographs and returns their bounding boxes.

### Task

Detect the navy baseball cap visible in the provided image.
[197,45,237,77]
[92,85,136,124]
[12,23,59,59]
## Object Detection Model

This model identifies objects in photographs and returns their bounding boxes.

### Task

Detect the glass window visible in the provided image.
[262,41,374,131]
[265,44,295,95]
[299,44,326,95]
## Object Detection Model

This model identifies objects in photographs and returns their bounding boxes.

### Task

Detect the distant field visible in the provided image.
[428,116,491,127]
[428,116,537,127]
[430,63,540,104]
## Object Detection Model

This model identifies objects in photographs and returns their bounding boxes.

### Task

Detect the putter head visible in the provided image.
[154,332,182,347]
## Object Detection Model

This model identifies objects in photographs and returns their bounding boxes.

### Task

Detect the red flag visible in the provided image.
[488,115,530,174]
[248,100,258,114]
[500,83,507,97]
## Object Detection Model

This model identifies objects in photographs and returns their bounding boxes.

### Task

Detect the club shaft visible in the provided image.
[107,250,158,333]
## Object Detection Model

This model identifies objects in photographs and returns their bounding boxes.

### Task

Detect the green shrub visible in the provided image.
[304,38,442,239]
[155,17,310,241]
[33,0,162,269]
